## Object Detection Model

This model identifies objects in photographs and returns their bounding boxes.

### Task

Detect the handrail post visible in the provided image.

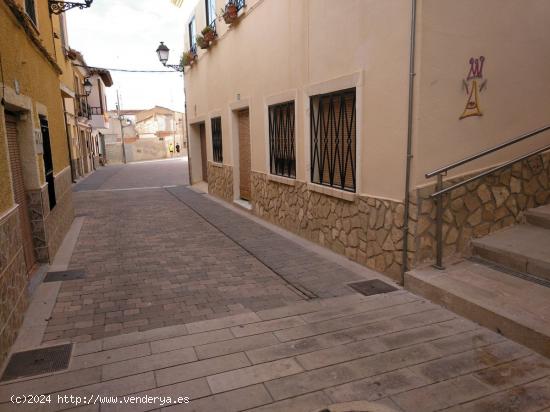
[434,174,445,270]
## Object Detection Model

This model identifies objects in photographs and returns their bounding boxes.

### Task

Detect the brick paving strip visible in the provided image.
[166,186,365,298]
[1,291,549,411]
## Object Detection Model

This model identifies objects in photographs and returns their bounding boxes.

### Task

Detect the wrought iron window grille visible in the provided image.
[310,88,356,192]
[269,101,296,179]
[211,117,223,163]
[205,0,216,26]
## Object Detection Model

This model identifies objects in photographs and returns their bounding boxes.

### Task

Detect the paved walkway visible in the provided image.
[2,159,549,411]
[43,160,364,344]
[2,293,550,411]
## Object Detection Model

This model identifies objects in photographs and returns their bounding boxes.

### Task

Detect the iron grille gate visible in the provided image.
[310,88,356,192]
[211,117,223,163]
[269,101,296,178]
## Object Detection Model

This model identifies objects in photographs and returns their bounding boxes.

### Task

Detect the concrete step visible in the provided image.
[526,204,550,229]
[471,224,550,281]
[405,260,550,357]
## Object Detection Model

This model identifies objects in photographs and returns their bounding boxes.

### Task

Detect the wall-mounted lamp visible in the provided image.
[156,42,183,72]
[76,78,92,98]
[49,0,94,15]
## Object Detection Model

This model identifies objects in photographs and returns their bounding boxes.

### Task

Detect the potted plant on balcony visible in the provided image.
[221,1,239,25]
[181,49,197,67]
[196,35,208,49]
[201,25,217,44]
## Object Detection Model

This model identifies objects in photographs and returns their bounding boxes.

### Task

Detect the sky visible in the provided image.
[66,0,198,112]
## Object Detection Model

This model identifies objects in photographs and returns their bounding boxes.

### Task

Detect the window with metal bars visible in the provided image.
[211,117,223,163]
[25,0,37,26]
[269,101,296,178]
[188,16,196,49]
[310,88,356,192]
[205,0,216,26]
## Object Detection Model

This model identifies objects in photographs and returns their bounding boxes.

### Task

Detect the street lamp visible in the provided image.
[156,42,183,72]
[76,78,92,98]
[83,78,93,96]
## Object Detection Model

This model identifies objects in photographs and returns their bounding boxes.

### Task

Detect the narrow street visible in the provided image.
[1,159,549,411]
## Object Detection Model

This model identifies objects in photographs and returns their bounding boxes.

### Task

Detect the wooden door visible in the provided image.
[199,123,208,182]
[238,109,251,200]
[6,114,36,274]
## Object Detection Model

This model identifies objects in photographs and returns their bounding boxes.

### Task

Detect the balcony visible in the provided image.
[90,107,109,129]
[222,0,245,25]
[90,107,103,115]
[77,97,91,120]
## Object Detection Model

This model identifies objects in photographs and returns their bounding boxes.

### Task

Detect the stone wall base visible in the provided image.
[207,163,234,202]
[27,167,74,263]
[414,152,550,264]
[250,172,407,282]
[204,153,550,280]
[0,207,29,364]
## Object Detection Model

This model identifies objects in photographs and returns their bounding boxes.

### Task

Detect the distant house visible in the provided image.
[103,106,186,163]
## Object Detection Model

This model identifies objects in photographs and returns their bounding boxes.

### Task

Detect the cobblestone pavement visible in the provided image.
[3,292,550,411]
[43,160,364,344]
[73,158,189,192]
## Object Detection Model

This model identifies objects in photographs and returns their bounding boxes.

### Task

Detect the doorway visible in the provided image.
[238,109,251,200]
[6,113,36,274]
[199,123,208,183]
[40,116,56,210]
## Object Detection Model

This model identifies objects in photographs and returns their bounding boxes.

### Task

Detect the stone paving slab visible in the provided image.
[2,290,549,412]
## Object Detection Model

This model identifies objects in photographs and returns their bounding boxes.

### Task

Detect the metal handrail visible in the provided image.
[426,124,550,178]
[426,124,550,270]
[432,143,550,198]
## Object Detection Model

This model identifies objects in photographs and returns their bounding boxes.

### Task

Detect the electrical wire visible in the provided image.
[72,63,177,73]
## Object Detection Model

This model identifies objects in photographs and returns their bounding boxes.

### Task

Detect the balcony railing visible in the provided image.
[77,97,91,119]
[230,0,246,12]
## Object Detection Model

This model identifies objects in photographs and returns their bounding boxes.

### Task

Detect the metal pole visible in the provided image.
[434,174,445,270]
[400,0,418,285]
[116,90,127,164]
[182,74,191,185]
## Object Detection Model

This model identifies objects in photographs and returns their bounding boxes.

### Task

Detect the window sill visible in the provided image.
[210,162,223,168]
[307,183,356,202]
[267,174,296,187]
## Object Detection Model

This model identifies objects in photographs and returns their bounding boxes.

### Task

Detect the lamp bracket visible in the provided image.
[165,64,184,72]
[49,0,93,15]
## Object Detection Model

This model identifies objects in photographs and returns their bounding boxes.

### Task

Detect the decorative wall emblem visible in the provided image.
[460,56,486,120]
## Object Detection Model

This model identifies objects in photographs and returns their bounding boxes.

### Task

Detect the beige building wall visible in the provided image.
[183,0,550,277]
[185,0,411,200]
[413,0,550,188]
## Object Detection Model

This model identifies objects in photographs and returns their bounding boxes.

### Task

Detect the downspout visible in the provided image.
[182,72,192,185]
[400,0,418,285]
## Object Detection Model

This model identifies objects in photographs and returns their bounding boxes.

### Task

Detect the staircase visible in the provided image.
[406,204,550,358]
[472,204,550,283]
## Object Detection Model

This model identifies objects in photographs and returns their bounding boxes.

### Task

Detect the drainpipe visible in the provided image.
[182,73,192,185]
[400,0,418,286]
